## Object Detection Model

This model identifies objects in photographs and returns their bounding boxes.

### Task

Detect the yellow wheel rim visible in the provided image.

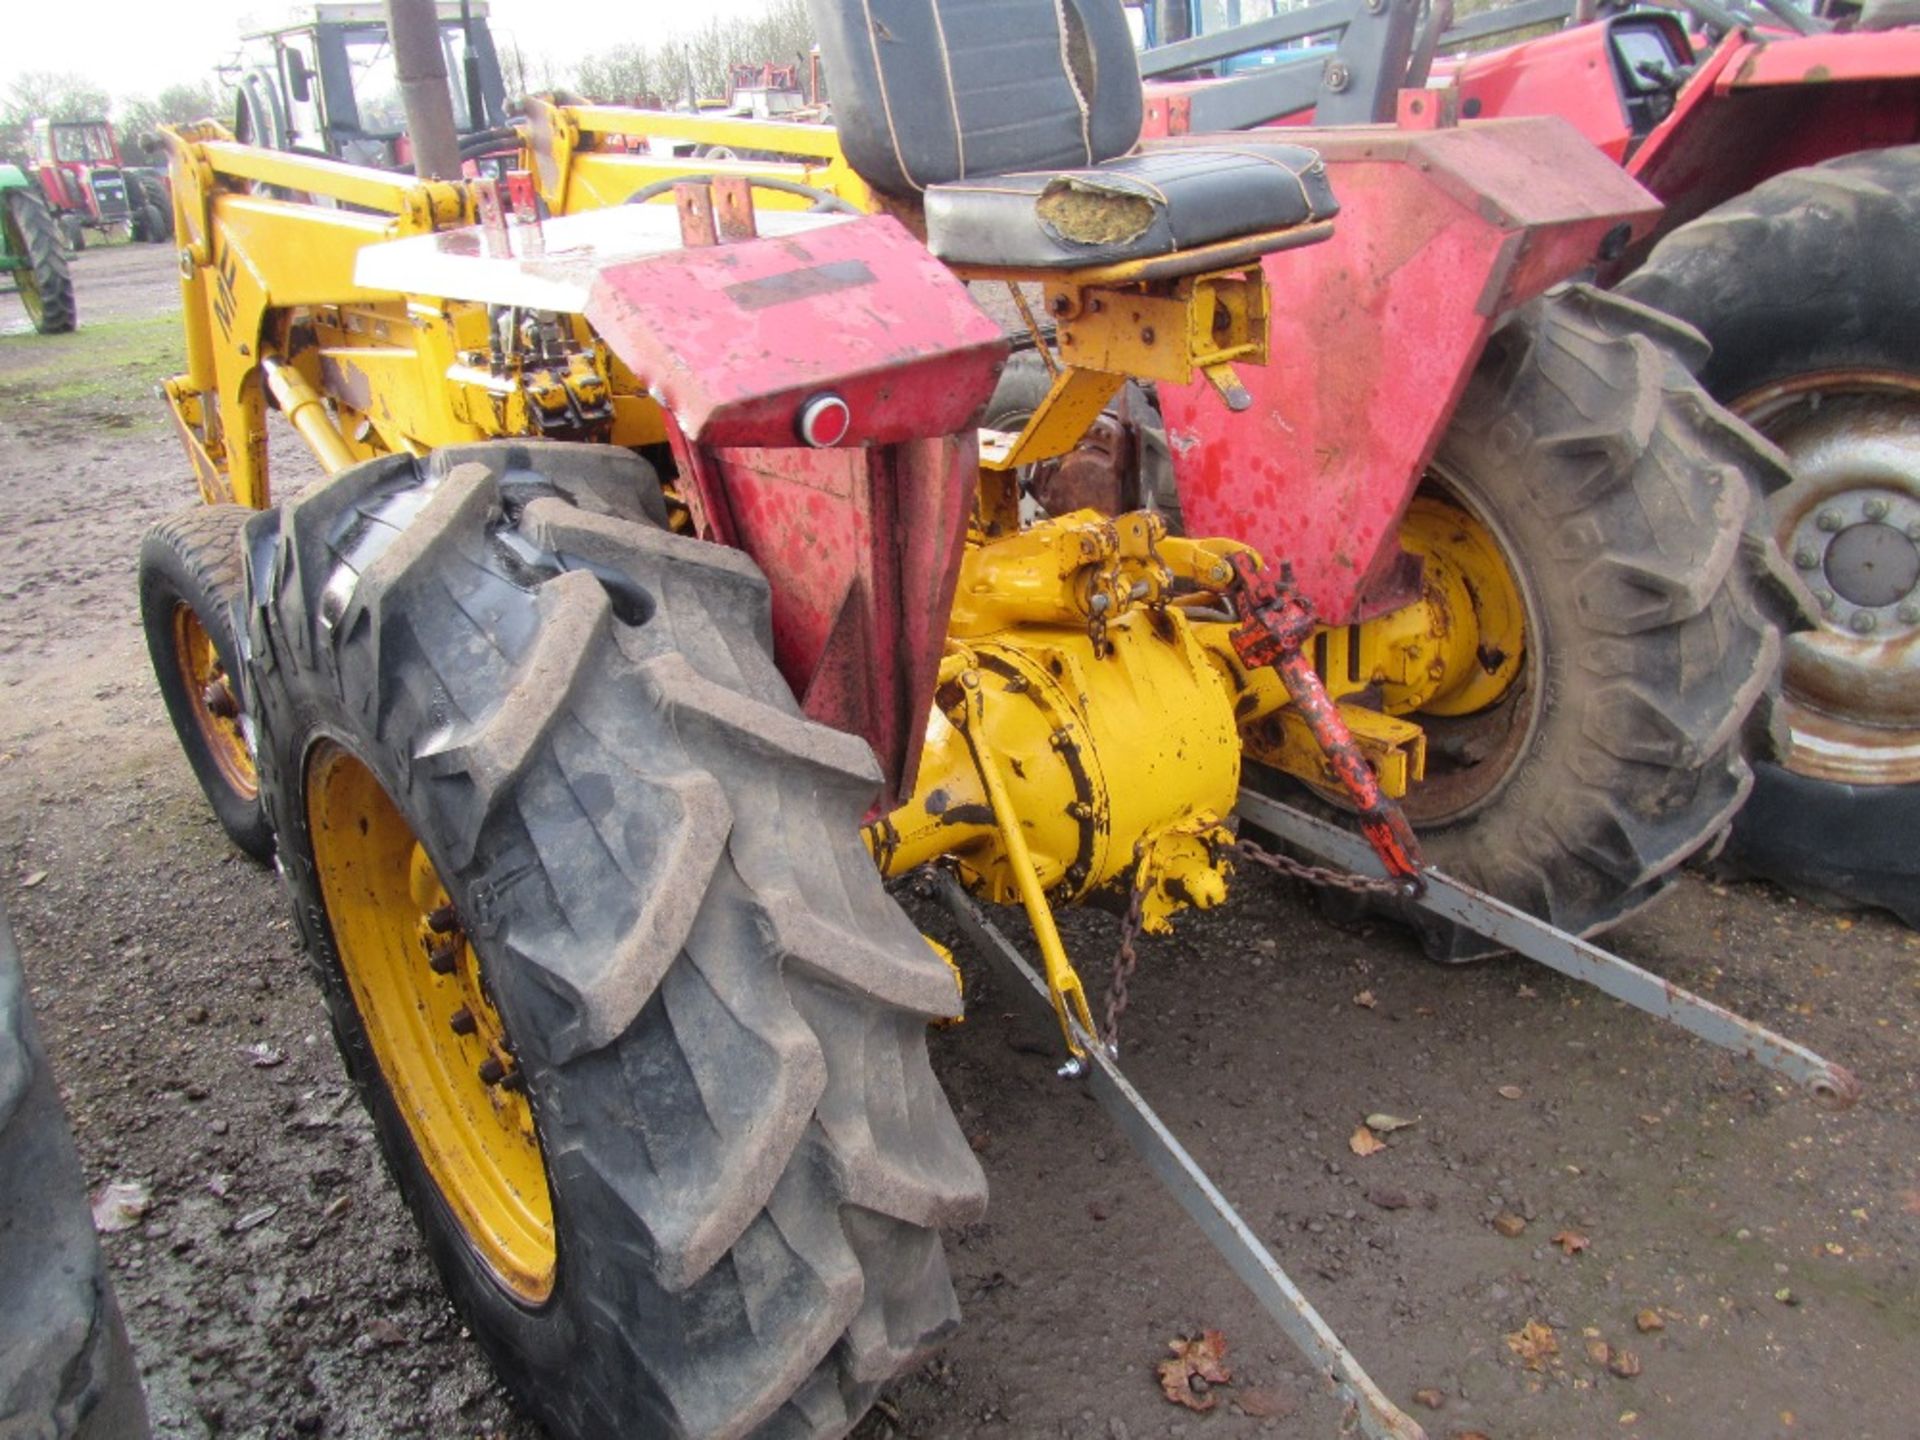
[1396,492,1527,719]
[171,604,258,799]
[306,743,556,1303]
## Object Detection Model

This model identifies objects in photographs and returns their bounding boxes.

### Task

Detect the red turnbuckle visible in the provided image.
[1224,552,1425,892]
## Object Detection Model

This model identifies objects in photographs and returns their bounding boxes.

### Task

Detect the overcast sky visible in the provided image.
[3,0,777,102]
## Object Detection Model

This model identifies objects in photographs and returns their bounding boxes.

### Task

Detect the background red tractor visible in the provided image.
[1136,0,1920,925]
[26,118,170,248]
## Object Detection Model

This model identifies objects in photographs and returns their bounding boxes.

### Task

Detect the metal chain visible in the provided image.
[1100,876,1148,1052]
[1100,833,1415,1052]
[1227,834,1421,899]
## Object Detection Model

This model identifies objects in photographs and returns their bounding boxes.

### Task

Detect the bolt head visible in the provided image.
[1850,610,1878,634]
[1898,602,1920,625]
[1815,589,1836,610]
[1816,509,1844,532]
[1864,497,1891,521]
[1793,547,1819,570]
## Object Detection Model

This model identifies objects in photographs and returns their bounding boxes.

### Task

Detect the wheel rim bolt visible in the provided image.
[1850,611,1878,634]
[428,944,458,975]
[1814,589,1836,611]
[1793,547,1819,570]
[478,1056,506,1086]
[426,904,458,934]
[1816,509,1844,532]
[1898,602,1920,625]
[1864,498,1891,521]
[449,1007,477,1036]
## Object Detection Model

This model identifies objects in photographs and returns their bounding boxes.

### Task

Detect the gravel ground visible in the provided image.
[1,243,1916,1440]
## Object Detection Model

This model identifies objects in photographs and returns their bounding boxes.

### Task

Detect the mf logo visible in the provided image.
[210,237,240,339]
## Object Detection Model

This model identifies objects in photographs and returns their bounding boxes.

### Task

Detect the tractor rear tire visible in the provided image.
[1264,286,1790,959]
[1617,145,1920,923]
[247,440,985,1440]
[0,903,153,1439]
[4,189,76,335]
[140,505,275,861]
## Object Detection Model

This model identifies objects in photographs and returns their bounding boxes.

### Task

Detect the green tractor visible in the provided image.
[0,165,76,335]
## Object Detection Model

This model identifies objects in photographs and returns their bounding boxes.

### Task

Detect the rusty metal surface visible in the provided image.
[1152,119,1658,625]
[1224,553,1424,882]
[1236,791,1864,1110]
[935,874,1431,1440]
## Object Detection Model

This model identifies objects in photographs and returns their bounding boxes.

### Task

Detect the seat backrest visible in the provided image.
[808,0,1144,197]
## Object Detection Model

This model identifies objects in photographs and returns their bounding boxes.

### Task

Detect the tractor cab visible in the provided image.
[28,118,133,239]
[230,0,509,169]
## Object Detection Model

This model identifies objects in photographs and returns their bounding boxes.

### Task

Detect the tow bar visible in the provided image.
[931,795,1860,1440]
[1236,791,1861,1110]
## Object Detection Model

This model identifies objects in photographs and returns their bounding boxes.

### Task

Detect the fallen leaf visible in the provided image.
[1552,1229,1590,1256]
[1584,1337,1611,1366]
[1497,1085,1524,1101]
[91,1180,151,1233]
[1366,1112,1417,1134]
[1620,1412,1639,1426]
[1349,1125,1386,1157]
[1232,1387,1294,1420]
[18,870,46,889]
[1608,1349,1642,1379]
[1366,1186,1411,1211]
[1412,1387,1446,1410]
[1834,918,1854,932]
[1157,1330,1231,1413]
[1492,1212,1527,1238]
[1634,1309,1664,1333]
[1353,990,1377,1009]
[1505,1318,1559,1371]
[1774,1287,1798,1306]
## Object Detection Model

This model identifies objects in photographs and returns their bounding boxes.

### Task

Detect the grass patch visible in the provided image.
[0,312,185,412]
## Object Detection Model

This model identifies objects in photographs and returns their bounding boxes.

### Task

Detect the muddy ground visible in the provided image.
[1,244,1916,1440]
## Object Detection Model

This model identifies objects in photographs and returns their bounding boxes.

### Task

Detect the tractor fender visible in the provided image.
[1155,114,1659,625]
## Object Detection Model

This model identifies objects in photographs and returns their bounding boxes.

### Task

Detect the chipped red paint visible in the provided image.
[1224,554,1422,884]
[1152,118,1658,624]
[585,212,1006,449]
[585,210,1008,804]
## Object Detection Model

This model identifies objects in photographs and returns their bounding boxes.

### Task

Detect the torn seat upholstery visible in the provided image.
[807,0,1338,268]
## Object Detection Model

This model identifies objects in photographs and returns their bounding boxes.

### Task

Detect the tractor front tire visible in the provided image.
[4,190,76,335]
[247,441,985,1439]
[1273,286,1788,958]
[1618,145,1920,923]
[140,505,275,861]
[0,903,152,1439]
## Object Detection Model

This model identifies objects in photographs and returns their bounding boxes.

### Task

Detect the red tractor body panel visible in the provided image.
[1623,31,1920,253]
[1153,116,1659,624]
[1444,21,1920,266]
[585,212,1006,803]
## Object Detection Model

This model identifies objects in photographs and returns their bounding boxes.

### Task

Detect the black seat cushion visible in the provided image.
[807,0,1144,197]
[924,143,1337,269]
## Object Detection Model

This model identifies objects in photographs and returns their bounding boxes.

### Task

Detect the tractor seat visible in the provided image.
[923,143,1336,271]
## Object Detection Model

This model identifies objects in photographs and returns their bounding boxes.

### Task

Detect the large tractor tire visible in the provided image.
[0,903,153,1439]
[1617,146,1920,924]
[3,188,77,335]
[246,440,986,1439]
[139,505,275,861]
[1264,286,1791,958]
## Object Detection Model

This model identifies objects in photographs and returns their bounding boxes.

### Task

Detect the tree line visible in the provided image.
[2,0,815,165]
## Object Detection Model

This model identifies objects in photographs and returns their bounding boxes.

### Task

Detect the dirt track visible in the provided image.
[2,243,1917,1440]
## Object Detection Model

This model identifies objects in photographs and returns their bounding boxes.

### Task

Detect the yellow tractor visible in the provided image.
[135,1,1852,1436]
